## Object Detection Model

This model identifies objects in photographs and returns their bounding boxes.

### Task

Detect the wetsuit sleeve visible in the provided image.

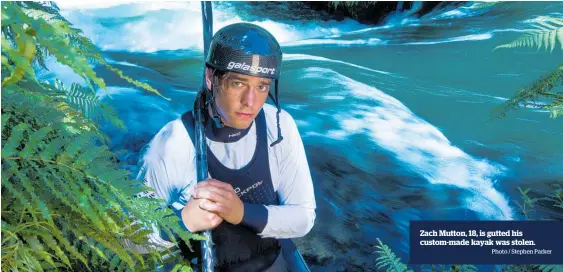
[260,111,317,239]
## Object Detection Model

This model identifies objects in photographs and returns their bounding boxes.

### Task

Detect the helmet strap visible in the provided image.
[269,79,283,147]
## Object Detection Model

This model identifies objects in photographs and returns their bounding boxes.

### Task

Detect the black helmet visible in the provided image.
[204,23,284,146]
[206,23,282,80]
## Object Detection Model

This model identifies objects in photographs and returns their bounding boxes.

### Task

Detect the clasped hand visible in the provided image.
[181,178,244,233]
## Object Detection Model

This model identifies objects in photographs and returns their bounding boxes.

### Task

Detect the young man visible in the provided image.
[137,23,316,271]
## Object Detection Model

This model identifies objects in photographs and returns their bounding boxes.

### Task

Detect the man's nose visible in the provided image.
[242,87,255,107]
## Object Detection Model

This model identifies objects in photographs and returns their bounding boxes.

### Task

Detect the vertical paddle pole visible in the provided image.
[196,1,214,272]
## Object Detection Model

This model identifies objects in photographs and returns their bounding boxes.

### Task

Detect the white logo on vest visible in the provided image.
[234,180,264,197]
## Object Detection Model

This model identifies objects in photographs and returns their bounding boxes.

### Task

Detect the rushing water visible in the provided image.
[45,1,563,271]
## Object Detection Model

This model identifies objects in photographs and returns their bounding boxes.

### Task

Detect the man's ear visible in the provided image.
[205,67,213,91]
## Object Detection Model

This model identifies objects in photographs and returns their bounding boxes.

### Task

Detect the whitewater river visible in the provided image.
[45,1,563,271]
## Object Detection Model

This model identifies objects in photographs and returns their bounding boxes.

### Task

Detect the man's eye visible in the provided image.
[231,81,244,88]
[258,85,269,92]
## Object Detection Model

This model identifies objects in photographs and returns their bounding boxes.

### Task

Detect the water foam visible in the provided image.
[60,2,365,53]
[305,67,513,220]
[284,53,392,75]
[403,33,493,45]
[282,38,382,47]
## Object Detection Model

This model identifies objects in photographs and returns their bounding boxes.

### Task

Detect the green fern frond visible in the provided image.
[373,238,412,272]
[1,30,37,87]
[104,64,170,101]
[1,2,198,271]
[1,1,166,99]
[543,184,563,210]
[494,16,563,52]
[52,79,100,118]
[491,62,563,120]
[171,261,194,272]
[536,265,563,272]
[3,122,30,157]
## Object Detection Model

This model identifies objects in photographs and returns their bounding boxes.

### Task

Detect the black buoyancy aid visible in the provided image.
[181,109,281,272]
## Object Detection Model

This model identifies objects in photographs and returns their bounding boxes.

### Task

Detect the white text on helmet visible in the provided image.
[227,61,276,75]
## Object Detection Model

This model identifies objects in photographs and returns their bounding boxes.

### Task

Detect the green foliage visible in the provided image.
[1,1,169,100]
[373,183,562,271]
[492,16,563,120]
[500,264,563,272]
[422,264,477,272]
[513,186,539,220]
[491,62,563,120]
[1,1,202,271]
[494,16,563,53]
[373,238,412,272]
[544,184,563,210]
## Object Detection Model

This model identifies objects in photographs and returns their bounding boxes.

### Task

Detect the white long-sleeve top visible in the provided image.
[136,104,316,239]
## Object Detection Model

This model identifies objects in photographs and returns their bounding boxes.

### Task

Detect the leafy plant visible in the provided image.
[543,184,563,210]
[1,2,200,271]
[494,16,563,53]
[491,62,563,120]
[422,264,477,272]
[373,238,412,272]
[492,16,563,120]
[513,186,540,220]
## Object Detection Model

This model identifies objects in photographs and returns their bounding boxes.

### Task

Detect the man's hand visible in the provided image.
[181,197,223,233]
[193,179,244,225]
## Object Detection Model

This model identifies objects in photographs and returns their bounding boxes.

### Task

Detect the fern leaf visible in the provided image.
[87,240,111,264]
[537,265,563,272]
[27,236,58,270]
[34,229,72,268]
[104,64,169,101]
[171,263,188,272]
[14,170,53,222]
[73,145,106,169]
[19,247,45,272]
[53,79,102,119]
[2,122,30,157]
[1,113,10,133]
[110,254,122,271]
[80,228,136,270]
[46,222,90,269]
[100,102,127,131]
[494,16,563,52]
[58,134,90,163]
[1,172,38,221]
[68,82,100,117]
[1,29,37,87]
[20,126,52,158]
[373,238,410,272]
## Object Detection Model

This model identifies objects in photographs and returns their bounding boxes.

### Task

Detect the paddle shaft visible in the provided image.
[197,2,214,272]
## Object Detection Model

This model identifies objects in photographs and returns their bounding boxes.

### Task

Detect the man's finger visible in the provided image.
[196,181,233,196]
[199,178,234,192]
[200,200,227,214]
[194,186,230,203]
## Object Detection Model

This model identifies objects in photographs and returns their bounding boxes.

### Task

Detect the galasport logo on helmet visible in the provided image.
[227,61,276,75]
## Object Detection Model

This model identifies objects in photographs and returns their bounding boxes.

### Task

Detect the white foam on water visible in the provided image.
[60,2,365,53]
[282,38,382,47]
[403,33,493,45]
[305,67,514,220]
[284,53,392,75]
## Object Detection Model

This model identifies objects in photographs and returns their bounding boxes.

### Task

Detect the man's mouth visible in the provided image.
[236,112,253,118]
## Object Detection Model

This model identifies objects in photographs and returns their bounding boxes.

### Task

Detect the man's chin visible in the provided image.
[236,121,255,129]
[224,118,252,129]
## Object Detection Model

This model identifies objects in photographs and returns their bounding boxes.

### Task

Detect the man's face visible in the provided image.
[206,68,272,129]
